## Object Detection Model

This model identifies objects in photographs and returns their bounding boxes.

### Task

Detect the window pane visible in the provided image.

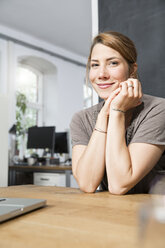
[25,108,37,129]
[16,67,38,103]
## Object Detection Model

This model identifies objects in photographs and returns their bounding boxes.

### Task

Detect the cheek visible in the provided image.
[119,71,129,80]
[115,66,130,81]
[89,70,95,83]
[123,70,130,80]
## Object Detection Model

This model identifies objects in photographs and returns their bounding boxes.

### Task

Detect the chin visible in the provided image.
[98,92,111,101]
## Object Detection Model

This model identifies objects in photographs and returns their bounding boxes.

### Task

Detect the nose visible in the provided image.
[98,66,110,80]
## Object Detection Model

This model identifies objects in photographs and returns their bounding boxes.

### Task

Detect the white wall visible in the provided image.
[43,59,84,131]
[0,95,8,186]
[0,40,8,94]
[43,73,59,126]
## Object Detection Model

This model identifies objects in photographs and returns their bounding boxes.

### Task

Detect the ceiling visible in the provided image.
[0,0,93,58]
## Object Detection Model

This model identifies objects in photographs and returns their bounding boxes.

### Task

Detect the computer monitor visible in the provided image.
[54,132,68,154]
[27,126,55,156]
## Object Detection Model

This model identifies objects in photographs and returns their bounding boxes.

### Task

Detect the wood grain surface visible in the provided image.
[0,185,154,248]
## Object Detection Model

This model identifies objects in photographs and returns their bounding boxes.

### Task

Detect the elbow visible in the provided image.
[108,184,128,195]
[73,172,96,193]
[79,181,96,193]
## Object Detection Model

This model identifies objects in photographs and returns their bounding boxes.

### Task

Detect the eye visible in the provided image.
[109,61,119,66]
[111,61,119,65]
[91,63,99,68]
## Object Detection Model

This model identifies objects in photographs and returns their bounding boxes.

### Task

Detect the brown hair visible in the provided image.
[86,31,138,81]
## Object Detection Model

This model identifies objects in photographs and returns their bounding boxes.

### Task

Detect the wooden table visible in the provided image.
[0,185,157,248]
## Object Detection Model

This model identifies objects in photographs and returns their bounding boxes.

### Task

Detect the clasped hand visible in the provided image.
[101,78,143,117]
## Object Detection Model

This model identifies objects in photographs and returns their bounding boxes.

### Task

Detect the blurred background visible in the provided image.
[0,0,98,187]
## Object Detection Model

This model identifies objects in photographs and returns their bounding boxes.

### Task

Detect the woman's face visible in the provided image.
[89,43,130,100]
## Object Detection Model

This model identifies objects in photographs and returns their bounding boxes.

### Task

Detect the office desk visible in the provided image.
[0,185,153,248]
[9,165,72,186]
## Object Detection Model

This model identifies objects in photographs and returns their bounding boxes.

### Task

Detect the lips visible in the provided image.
[97,82,115,89]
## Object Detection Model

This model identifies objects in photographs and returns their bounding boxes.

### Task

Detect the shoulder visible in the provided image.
[70,101,104,147]
[129,94,165,145]
[135,94,165,133]
[137,94,165,120]
[70,101,104,124]
[142,94,165,110]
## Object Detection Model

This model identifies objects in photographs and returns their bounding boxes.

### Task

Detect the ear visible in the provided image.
[130,63,138,78]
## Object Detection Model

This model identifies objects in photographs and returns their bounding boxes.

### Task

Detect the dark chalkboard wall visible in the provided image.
[98,0,165,98]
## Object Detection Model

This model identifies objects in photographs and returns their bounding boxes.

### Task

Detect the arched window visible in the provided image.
[16,65,43,128]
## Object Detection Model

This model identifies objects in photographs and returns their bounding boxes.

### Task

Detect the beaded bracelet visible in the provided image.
[94,127,107,134]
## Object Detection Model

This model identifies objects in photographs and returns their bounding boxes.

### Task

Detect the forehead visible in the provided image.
[91,43,122,60]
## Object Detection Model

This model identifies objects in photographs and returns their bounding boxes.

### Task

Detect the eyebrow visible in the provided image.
[91,57,119,62]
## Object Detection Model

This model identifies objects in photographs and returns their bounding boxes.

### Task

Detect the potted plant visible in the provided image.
[16,92,27,160]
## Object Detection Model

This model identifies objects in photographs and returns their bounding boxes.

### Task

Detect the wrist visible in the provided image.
[111,108,126,114]
[109,108,126,120]
[97,111,109,121]
[96,112,108,131]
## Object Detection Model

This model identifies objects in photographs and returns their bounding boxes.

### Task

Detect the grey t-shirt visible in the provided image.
[70,94,165,193]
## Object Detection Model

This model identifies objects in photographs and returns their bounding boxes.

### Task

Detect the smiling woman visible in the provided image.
[70,31,165,195]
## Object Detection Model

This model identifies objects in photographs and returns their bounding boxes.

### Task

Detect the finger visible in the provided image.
[130,78,142,99]
[120,81,128,96]
[126,79,134,97]
[119,81,127,87]
[132,79,139,98]
[138,81,143,99]
[112,87,121,96]
[104,88,121,111]
[127,79,134,87]
[129,78,143,105]
[105,87,121,106]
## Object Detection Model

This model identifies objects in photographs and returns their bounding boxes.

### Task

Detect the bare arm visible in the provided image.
[106,110,165,194]
[106,79,165,194]
[72,92,120,193]
[72,113,107,192]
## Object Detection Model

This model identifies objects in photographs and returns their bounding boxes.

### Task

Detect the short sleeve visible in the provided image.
[70,111,90,147]
[130,102,165,146]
